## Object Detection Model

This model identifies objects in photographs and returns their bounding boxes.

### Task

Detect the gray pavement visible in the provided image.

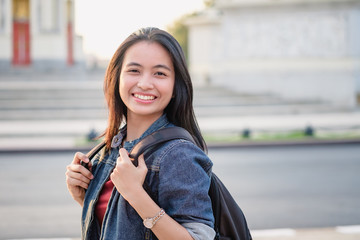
[252,226,360,240]
[6,227,360,240]
[1,145,360,239]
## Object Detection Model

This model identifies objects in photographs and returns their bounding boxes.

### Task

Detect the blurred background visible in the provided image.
[0,0,359,239]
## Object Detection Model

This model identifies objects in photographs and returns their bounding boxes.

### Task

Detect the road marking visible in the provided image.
[336,225,360,234]
[251,228,296,237]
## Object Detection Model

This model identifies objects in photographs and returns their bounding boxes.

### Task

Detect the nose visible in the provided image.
[137,73,154,90]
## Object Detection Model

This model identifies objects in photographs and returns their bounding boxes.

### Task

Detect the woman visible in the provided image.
[66,27,215,240]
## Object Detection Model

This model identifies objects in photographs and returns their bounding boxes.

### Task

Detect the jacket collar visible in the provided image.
[111,114,170,150]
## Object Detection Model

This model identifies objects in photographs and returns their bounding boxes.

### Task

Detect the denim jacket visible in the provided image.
[81,115,215,239]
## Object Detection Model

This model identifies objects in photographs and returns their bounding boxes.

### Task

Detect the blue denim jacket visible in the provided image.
[81,115,215,239]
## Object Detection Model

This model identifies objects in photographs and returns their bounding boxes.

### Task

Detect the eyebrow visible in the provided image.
[126,62,141,68]
[126,62,172,72]
[153,64,172,72]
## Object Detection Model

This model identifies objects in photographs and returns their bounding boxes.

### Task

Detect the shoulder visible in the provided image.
[156,138,213,174]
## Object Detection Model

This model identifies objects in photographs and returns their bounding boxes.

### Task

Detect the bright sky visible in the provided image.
[75,0,206,59]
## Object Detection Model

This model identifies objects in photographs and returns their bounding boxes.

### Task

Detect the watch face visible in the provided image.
[144,219,153,229]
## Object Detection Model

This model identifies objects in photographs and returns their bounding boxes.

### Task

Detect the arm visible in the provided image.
[65,152,94,206]
[110,148,194,240]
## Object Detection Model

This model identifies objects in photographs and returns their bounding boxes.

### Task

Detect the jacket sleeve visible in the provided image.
[157,140,214,229]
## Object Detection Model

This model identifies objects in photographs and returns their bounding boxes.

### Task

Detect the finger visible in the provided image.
[110,171,115,181]
[118,148,130,163]
[67,164,94,180]
[110,170,119,183]
[66,170,92,185]
[119,148,129,158]
[73,152,89,164]
[66,176,90,189]
[137,154,147,170]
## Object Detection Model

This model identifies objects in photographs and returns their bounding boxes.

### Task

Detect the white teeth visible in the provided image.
[134,94,155,100]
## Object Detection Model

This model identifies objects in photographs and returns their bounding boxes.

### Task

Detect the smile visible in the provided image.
[133,93,156,101]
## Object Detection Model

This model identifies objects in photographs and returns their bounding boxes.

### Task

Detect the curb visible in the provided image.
[0,138,359,154]
[207,138,360,148]
[5,225,360,240]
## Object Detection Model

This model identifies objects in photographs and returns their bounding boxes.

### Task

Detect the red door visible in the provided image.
[66,0,74,65]
[13,21,30,65]
[67,22,73,65]
[12,0,31,66]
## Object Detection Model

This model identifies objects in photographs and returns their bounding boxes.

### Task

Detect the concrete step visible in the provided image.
[0,77,341,120]
[0,102,341,120]
[0,70,352,147]
[0,109,107,120]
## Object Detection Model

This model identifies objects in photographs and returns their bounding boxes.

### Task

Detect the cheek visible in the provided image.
[119,77,128,99]
[168,80,175,98]
[161,80,175,104]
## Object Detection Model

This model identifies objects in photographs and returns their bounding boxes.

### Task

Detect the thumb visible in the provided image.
[137,154,147,170]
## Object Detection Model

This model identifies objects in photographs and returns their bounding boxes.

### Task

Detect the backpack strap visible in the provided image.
[86,141,106,159]
[84,126,195,166]
[81,141,106,169]
[129,126,195,166]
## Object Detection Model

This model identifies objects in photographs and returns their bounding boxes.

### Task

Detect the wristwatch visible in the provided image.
[143,209,165,229]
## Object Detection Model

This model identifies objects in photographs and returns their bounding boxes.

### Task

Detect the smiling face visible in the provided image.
[119,41,175,122]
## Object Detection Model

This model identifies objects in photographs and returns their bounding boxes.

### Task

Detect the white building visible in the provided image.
[186,0,360,109]
[0,0,84,70]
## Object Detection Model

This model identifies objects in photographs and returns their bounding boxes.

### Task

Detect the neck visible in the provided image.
[125,113,162,142]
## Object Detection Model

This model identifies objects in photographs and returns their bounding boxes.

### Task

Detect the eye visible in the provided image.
[155,72,167,77]
[128,69,140,74]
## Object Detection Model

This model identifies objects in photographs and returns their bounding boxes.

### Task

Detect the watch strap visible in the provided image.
[144,208,165,229]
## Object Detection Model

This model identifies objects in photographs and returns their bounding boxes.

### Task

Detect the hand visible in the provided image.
[65,152,94,206]
[110,148,148,202]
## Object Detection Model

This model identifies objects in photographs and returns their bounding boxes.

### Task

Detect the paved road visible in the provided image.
[208,144,360,230]
[0,144,359,239]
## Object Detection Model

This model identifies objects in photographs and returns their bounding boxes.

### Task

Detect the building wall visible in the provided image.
[188,18,223,86]
[0,0,83,69]
[0,0,12,65]
[187,0,360,108]
[32,0,65,60]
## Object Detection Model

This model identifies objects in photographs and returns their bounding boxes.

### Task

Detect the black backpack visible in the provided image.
[84,126,252,240]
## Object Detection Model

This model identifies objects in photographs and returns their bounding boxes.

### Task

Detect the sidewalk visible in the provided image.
[198,111,360,133]
[252,225,360,240]
[0,111,359,151]
[6,225,360,240]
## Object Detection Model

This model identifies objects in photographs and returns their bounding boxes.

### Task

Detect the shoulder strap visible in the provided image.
[81,140,106,169]
[129,126,195,159]
[86,141,106,159]
[85,127,195,165]
[129,127,195,166]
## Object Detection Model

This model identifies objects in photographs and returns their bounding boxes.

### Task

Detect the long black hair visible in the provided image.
[103,27,207,152]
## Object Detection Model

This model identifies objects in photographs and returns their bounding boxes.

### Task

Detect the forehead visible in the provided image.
[123,41,173,68]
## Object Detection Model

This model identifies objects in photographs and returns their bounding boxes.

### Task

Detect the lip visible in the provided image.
[132,92,157,103]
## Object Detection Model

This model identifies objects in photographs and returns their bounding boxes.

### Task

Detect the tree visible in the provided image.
[167,0,214,61]
[167,13,195,61]
[204,0,215,8]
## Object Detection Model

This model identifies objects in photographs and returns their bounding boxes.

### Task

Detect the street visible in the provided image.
[208,144,360,230]
[0,143,359,239]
